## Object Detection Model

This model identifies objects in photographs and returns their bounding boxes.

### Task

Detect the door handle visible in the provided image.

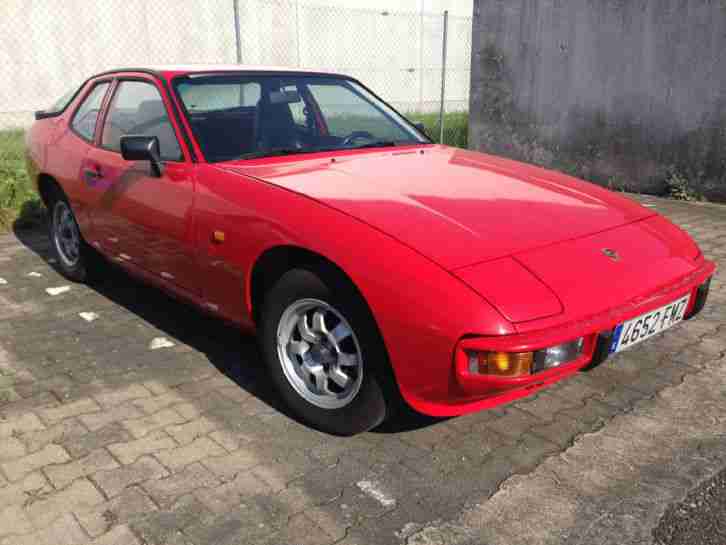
[83,167,101,184]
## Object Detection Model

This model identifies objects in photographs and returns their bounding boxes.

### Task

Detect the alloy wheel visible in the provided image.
[53,200,81,268]
[276,298,364,409]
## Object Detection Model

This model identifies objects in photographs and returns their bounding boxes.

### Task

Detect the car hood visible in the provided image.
[220,145,655,270]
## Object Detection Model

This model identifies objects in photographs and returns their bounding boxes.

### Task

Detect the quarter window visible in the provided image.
[102,81,183,161]
[71,82,110,141]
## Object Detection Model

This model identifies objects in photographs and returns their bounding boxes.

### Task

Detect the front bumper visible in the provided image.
[449,261,715,414]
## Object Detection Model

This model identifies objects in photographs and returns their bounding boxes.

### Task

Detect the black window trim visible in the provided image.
[98,76,185,163]
[68,79,114,144]
[35,83,84,120]
[47,68,197,162]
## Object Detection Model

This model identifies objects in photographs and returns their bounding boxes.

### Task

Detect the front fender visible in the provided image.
[197,165,515,413]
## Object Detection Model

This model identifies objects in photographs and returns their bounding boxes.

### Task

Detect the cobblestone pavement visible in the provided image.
[0,195,723,545]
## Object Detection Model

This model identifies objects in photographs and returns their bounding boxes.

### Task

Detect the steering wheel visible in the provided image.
[341,130,376,147]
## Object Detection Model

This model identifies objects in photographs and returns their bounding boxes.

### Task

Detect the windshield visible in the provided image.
[174,74,429,162]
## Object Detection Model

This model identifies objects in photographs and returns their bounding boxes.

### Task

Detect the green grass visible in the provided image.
[0,129,44,231]
[406,111,469,148]
[324,111,469,148]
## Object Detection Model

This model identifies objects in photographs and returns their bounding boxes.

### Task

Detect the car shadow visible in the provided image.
[12,224,448,434]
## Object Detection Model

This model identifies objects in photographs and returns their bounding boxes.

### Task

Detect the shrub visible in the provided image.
[406,111,468,148]
[0,130,44,231]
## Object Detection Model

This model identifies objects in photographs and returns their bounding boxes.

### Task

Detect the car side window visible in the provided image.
[70,82,110,142]
[102,80,183,161]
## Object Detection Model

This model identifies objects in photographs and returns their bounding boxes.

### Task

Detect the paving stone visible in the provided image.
[182,507,278,545]
[304,506,349,542]
[251,462,302,494]
[0,471,51,510]
[216,385,253,405]
[201,447,259,479]
[195,472,272,513]
[121,408,185,439]
[45,448,120,489]
[13,374,75,399]
[1,443,71,482]
[183,513,262,545]
[175,376,236,398]
[21,418,88,454]
[0,412,45,438]
[64,423,133,459]
[78,486,158,537]
[208,429,254,452]
[93,455,170,498]
[142,380,171,396]
[93,524,142,545]
[132,391,185,415]
[0,437,26,462]
[95,385,152,408]
[131,493,211,545]
[0,513,88,545]
[516,391,582,422]
[39,397,100,423]
[173,402,202,420]
[166,417,218,445]
[155,436,226,470]
[142,462,219,506]
[26,477,105,528]
[530,414,595,449]
[272,512,337,545]
[484,407,540,442]
[559,396,621,425]
[597,385,646,410]
[108,430,176,466]
[0,504,34,537]
[80,404,145,432]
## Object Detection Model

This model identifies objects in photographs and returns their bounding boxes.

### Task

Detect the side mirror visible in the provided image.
[120,135,164,177]
[413,122,428,137]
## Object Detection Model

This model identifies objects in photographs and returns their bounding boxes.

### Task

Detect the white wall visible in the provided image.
[0,0,472,128]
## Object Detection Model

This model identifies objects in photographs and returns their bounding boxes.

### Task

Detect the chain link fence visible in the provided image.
[0,0,472,227]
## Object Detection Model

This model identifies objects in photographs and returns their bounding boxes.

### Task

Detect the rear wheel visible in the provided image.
[48,191,94,282]
[260,267,389,435]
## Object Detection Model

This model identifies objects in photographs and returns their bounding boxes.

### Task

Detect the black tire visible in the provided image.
[259,266,390,435]
[47,189,95,282]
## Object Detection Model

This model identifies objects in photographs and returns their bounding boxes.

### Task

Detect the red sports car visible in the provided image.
[26,65,715,435]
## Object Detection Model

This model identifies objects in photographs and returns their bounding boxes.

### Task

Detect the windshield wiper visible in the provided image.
[350,140,398,150]
[235,140,403,161]
[236,147,315,160]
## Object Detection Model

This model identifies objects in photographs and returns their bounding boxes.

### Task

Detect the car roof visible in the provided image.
[98,64,343,78]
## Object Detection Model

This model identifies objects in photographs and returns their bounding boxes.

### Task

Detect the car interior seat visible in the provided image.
[255,98,301,150]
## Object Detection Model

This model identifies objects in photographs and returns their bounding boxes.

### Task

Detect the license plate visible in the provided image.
[609,294,691,354]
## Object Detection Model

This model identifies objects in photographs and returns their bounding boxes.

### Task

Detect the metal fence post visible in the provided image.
[438,10,449,144]
[295,0,302,66]
[233,0,242,63]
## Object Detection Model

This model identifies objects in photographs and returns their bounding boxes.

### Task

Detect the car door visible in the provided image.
[49,79,112,239]
[86,77,198,293]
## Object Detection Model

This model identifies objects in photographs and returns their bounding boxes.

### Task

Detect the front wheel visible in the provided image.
[260,267,389,435]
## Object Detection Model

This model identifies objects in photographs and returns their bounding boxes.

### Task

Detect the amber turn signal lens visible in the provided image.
[468,351,533,377]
